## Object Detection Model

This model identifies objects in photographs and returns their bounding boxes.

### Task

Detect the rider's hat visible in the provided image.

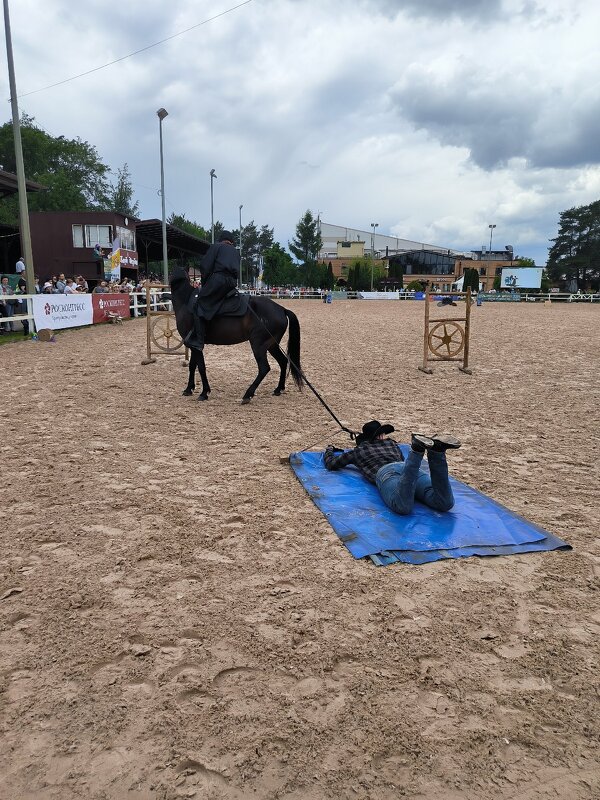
[219,231,235,243]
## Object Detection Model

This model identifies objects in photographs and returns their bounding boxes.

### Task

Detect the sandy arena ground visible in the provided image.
[0,299,599,800]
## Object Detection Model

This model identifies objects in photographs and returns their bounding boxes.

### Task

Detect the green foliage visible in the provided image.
[547,200,600,290]
[0,114,112,225]
[288,210,322,277]
[346,256,386,291]
[168,213,209,240]
[493,275,501,290]
[235,222,274,285]
[406,280,424,291]
[107,163,139,217]
[462,268,480,292]
[516,256,536,267]
[262,243,297,286]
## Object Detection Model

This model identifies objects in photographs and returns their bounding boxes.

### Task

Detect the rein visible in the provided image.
[246,299,357,442]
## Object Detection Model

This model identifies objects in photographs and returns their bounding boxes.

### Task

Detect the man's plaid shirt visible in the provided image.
[324,438,404,484]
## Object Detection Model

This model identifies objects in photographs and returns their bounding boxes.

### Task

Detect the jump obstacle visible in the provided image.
[418,288,473,375]
[140,282,188,366]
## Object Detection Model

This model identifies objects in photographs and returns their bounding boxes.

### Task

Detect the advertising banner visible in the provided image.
[501,267,543,289]
[92,293,131,323]
[33,295,93,330]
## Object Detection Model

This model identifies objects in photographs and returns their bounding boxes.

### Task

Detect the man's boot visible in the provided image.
[184,317,205,350]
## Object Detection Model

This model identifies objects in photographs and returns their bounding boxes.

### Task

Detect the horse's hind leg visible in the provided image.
[268,343,288,396]
[196,349,211,401]
[241,347,270,404]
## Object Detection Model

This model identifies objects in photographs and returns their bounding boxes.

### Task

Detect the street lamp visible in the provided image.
[157,107,169,285]
[488,223,496,254]
[210,169,217,243]
[239,204,243,288]
[370,222,379,290]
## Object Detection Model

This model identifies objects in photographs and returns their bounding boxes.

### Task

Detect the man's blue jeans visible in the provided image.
[375,449,455,515]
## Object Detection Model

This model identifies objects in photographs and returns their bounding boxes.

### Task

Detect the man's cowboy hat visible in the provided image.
[356,420,395,445]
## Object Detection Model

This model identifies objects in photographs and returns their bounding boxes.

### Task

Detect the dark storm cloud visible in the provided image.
[390,68,600,170]
[365,0,504,20]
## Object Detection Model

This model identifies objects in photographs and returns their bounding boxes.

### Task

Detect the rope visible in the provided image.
[246,300,357,441]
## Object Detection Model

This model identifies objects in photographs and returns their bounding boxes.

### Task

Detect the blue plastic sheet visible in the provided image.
[290,446,571,565]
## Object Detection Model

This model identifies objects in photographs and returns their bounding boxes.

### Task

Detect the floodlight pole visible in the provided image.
[238,204,243,288]
[3,0,35,292]
[370,222,379,290]
[210,169,217,243]
[157,107,169,285]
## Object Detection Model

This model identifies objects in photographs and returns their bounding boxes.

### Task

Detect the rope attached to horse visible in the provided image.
[246,301,357,441]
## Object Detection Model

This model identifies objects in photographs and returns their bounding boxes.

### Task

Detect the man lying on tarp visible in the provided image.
[324,421,461,515]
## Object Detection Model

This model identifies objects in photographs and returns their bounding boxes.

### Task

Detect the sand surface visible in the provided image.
[0,299,599,800]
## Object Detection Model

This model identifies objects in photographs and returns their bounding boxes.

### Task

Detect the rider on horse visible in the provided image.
[184,230,240,350]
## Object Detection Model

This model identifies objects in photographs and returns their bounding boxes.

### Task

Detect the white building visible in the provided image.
[318,221,465,260]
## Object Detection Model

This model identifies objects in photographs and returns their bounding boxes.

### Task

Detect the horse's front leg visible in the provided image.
[196,348,211,401]
[182,348,197,395]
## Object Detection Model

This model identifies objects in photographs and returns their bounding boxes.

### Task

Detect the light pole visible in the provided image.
[157,107,169,285]
[370,222,379,290]
[210,169,217,243]
[239,204,243,288]
[488,223,496,254]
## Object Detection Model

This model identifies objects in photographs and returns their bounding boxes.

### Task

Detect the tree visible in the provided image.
[289,210,322,282]
[262,243,297,287]
[0,114,111,225]
[107,163,139,217]
[168,213,209,241]
[462,267,480,293]
[547,200,600,291]
[234,222,274,286]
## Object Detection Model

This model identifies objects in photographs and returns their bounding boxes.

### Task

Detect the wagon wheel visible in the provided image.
[428,321,465,359]
[151,315,184,353]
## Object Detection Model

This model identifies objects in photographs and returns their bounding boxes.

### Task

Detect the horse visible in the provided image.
[169,266,304,404]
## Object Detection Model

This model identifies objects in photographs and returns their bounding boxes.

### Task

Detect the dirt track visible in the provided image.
[0,299,599,800]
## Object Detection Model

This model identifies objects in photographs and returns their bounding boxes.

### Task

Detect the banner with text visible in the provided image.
[33,295,93,330]
[92,293,131,323]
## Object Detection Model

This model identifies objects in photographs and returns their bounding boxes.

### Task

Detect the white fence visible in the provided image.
[2,289,598,334]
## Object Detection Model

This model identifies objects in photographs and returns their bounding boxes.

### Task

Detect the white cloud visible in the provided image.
[3,0,600,266]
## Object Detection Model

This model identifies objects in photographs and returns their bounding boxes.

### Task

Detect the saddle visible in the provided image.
[216,287,250,317]
[187,287,249,321]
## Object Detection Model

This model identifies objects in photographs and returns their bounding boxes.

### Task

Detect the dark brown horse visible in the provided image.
[169,266,303,403]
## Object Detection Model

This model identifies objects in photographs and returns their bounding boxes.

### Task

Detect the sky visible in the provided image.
[3,0,600,266]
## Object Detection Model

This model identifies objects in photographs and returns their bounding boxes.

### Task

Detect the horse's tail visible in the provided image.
[284,308,303,390]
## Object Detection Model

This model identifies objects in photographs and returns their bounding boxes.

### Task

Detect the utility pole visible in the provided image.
[3,0,35,292]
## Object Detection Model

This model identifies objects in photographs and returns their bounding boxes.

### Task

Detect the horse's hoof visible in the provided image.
[241,397,251,405]
[273,388,282,396]
[182,389,193,396]
[198,393,209,402]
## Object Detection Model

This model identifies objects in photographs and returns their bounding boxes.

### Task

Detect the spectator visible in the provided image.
[64,278,78,294]
[0,276,17,332]
[16,275,29,337]
[42,281,54,294]
[75,275,88,293]
[34,276,41,294]
[15,256,26,275]
[93,280,109,294]
[55,273,66,293]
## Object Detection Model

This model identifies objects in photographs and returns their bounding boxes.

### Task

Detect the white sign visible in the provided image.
[357,291,400,300]
[501,267,543,289]
[33,295,93,330]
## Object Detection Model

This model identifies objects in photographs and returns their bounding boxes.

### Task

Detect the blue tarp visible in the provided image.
[290,446,571,566]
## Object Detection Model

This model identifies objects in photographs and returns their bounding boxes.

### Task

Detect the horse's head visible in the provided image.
[170,265,190,291]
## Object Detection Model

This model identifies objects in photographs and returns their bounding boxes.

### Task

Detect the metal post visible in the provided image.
[157,108,168,285]
[488,223,496,253]
[239,204,243,288]
[210,169,217,243]
[3,0,35,292]
[370,222,378,290]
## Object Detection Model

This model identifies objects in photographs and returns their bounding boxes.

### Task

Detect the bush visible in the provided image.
[406,280,423,291]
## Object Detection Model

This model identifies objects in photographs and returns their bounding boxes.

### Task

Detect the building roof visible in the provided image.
[135,219,210,260]
[0,168,45,199]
